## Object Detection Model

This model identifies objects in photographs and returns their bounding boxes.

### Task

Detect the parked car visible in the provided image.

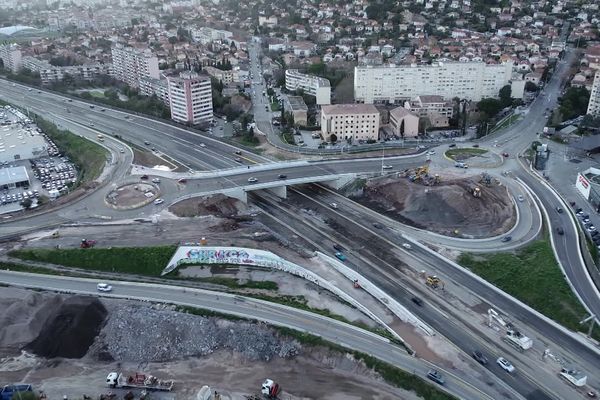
[334,252,347,261]
[497,357,515,373]
[97,283,112,292]
[472,350,488,365]
[427,370,445,385]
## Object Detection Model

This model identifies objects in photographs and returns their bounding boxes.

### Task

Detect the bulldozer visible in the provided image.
[426,275,445,290]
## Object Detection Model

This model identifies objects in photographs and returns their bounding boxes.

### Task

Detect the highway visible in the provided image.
[0,270,497,400]
[249,188,600,400]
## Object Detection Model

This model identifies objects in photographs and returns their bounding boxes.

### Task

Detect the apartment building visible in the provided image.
[354,62,513,103]
[285,69,331,105]
[139,76,170,105]
[321,104,380,143]
[21,56,112,84]
[587,71,600,117]
[204,66,234,84]
[167,72,213,125]
[111,44,160,88]
[0,43,22,72]
[404,95,454,127]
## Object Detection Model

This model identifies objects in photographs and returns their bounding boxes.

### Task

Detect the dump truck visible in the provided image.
[261,379,281,399]
[106,372,174,391]
[504,329,533,351]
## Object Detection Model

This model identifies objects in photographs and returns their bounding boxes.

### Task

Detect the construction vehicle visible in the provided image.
[261,379,281,399]
[487,309,533,351]
[472,187,481,198]
[480,173,492,186]
[106,372,174,392]
[559,367,587,387]
[425,275,444,289]
[80,238,96,248]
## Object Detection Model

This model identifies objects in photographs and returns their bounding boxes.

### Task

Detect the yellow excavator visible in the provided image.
[426,275,445,289]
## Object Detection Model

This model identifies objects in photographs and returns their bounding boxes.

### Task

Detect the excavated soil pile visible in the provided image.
[357,176,515,238]
[26,296,107,358]
[169,193,247,217]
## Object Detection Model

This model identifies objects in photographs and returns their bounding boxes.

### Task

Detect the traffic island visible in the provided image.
[105,182,160,210]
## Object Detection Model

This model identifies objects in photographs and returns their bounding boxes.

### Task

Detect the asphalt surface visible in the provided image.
[0,270,494,400]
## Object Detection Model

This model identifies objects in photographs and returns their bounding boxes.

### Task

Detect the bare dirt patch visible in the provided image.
[354,175,515,238]
[106,182,158,208]
[169,194,248,218]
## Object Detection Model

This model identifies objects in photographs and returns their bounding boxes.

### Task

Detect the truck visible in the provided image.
[503,329,533,351]
[559,367,587,387]
[106,372,174,392]
[261,379,281,399]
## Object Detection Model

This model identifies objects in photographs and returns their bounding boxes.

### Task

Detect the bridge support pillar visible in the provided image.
[320,174,358,190]
[224,188,248,204]
[266,185,287,199]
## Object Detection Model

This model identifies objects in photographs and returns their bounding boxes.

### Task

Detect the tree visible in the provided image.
[330,133,338,143]
[559,87,590,121]
[21,198,33,209]
[525,81,538,92]
[499,85,512,108]
[168,36,177,44]
[477,98,502,117]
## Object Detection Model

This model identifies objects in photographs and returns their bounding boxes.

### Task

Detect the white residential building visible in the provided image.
[0,43,22,72]
[111,44,160,88]
[321,104,380,143]
[587,71,600,117]
[167,72,213,125]
[285,69,331,105]
[354,62,513,103]
[139,76,170,105]
[21,56,112,84]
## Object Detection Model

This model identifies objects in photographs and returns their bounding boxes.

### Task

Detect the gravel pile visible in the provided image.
[94,304,299,362]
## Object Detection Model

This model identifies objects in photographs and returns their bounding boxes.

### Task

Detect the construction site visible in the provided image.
[352,166,516,238]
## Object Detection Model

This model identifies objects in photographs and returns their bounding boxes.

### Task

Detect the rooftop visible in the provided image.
[0,166,29,185]
[322,103,379,115]
[286,96,308,112]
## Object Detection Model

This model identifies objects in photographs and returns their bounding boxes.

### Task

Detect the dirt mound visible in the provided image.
[170,194,247,217]
[0,291,63,351]
[26,296,107,358]
[358,176,515,237]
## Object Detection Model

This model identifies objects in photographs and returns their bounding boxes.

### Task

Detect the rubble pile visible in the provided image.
[95,304,299,362]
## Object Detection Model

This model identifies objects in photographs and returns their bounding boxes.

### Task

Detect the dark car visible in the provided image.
[278,174,287,179]
[427,370,445,385]
[333,243,343,251]
[556,207,563,213]
[449,144,457,148]
[472,350,488,365]
[501,236,512,243]
[591,231,600,237]
[373,222,384,229]
[473,144,480,148]
[144,141,150,145]
[411,297,424,306]
[234,150,242,155]
[140,175,149,180]
[556,227,564,235]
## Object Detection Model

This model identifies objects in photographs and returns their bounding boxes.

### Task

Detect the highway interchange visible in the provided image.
[1,44,600,400]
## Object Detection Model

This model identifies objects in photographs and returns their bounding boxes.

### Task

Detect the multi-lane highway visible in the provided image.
[0,270,499,400]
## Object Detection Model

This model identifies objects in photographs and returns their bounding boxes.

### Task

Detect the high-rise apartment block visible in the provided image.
[285,69,331,105]
[587,71,600,117]
[111,44,160,88]
[167,72,213,125]
[354,62,513,103]
[0,43,22,72]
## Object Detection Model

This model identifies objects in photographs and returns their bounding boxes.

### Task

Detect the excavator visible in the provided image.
[426,275,445,290]
[472,187,482,198]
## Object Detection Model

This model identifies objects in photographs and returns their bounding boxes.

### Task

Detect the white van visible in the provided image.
[97,283,112,292]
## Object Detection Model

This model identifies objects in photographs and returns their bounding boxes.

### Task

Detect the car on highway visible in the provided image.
[502,152,509,157]
[501,236,512,242]
[427,150,436,155]
[382,165,393,170]
[234,150,242,155]
[234,157,243,163]
[144,141,150,145]
[372,222,384,229]
[333,243,344,251]
[402,243,412,250]
[278,174,287,179]
[556,227,565,235]
[334,252,347,261]
[119,148,125,153]
[517,195,524,202]
[97,283,112,292]
[411,297,424,306]
[556,207,563,213]
[426,369,444,385]
[140,175,149,180]
[200,143,206,148]
[152,178,161,184]
[497,357,515,373]
[247,177,258,183]
[472,350,488,365]
[153,198,164,205]
[329,202,338,209]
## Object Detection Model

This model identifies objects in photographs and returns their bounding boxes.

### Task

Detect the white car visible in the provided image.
[247,177,258,183]
[152,178,161,184]
[402,243,412,249]
[329,202,338,209]
[153,198,164,205]
[97,283,112,292]
[200,143,206,148]
[382,165,393,170]
[427,150,436,155]
[497,357,515,373]
[517,195,524,202]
